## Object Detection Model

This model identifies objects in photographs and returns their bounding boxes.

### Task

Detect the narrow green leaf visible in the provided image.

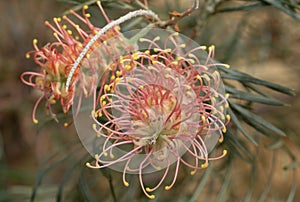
[225,130,253,162]
[226,86,287,106]
[227,107,258,145]
[56,154,89,202]
[258,151,276,202]
[241,115,276,138]
[217,2,267,13]
[79,169,95,202]
[265,139,283,150]
[219,67,295,96]
[230,102,286,137]
[263,0,300,21]
[31,155,70,202]
[189,164,213,202]
[287,170,297,202]
[215,165,232,202]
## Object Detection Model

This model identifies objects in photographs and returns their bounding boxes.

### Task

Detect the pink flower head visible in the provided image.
[20,2,123,125]
[81,29,231,199]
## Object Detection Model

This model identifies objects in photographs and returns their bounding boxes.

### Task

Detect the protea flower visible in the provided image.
[20,2,122,125]
[83,29,231,199]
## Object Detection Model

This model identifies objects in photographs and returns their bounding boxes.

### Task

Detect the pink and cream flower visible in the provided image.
[84,30,230,199]
[20,2,122,125]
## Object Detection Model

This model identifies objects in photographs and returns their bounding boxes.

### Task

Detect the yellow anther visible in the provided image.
[95,154,99,159]
[110,75,115,81]
[116,70,122,77]
[53,32,58,37]
[171,61,178,65]
[154,36,160,41]
[83,5,89,10]
[132,53,140,60]
[173,32,179,36]
[33,119,39,124]
[149,195,155,199]
[103,152,108,157]
[188,53,194,58]
[146,187,151,192]
[92,124,97,130]
[196,75,201,80]
[62,25,67,30]
[177,56,184,60]
[225,102,229,108]
[223,150,228,155]
[139,38,146,42]
[75,24,80,29]
[225,64,230,68]
[203,74,210,81]
[166,67,172,72]
[186,91,192,97]
[226,114,231,121]
[190,171,196,175]
[98,112,102,117]
[189,59,195,64]
[219,106,224,112]
[67,30,72,35]
[110,153,115,159]
[201,162,209,168]
[124,181,129,187]
[25,53,30,59]
[209,45,215,51]
[186,85,191,90]
[53,17,57,22]
[86,53,90,58]
[139,85,144,89]
[85,13,91,18]
[165,74,170,79]
[125,65,131,70]
[64,123,68,127]
[201,46,207,50]
[211,97,216,104]
[214,91,219,97]
[144,50,150,54]
[102,101,107,106]
[85,162,91,167]
[57,17,61,22]
[221,114,225,120]
[225,93,230,98]
[147,66,153,70]
[33,39,38,45]
[104,84,110,91]
[213,70,219,77]
[164,48,172,53]
[100,95,106,101]
[165,186,171,191]
[103,40,107,45]
[115,77,121,83]
[180,44,186,48]
[150,54,157,59]
[222,127,227,133]
[218,138,223,143]
[152,60,158,65]
[153,48,160,52]
[201,115,206,122]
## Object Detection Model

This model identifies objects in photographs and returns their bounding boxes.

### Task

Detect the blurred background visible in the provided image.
[0,0,300,201]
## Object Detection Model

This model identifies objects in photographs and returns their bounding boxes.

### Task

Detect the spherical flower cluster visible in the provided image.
[20,2,122,125]
[82,29,231,199]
